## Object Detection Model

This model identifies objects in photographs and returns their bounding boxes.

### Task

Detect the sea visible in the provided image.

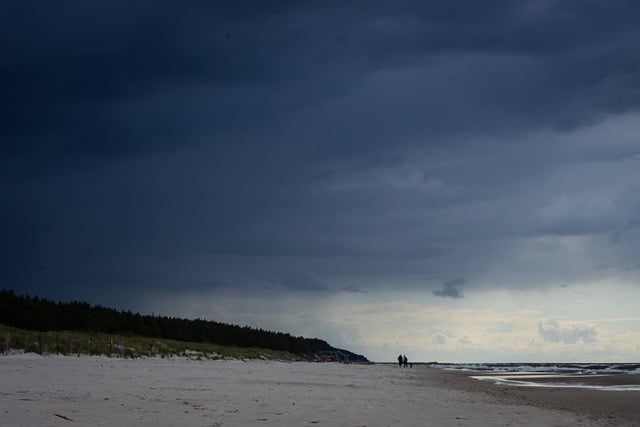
[427,362,640,391]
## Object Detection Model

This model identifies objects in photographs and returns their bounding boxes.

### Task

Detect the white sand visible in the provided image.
[0,354,604,426]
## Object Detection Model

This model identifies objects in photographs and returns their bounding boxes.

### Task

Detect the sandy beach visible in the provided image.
[1,354,637,426]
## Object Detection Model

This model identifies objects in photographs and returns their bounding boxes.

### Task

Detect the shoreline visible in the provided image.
[424,367,640,426]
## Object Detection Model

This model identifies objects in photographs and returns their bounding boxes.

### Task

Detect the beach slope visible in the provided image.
[0,355,630,426]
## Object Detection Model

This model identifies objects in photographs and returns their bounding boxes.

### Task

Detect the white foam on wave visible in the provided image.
[470,374,640,391]
[430,362,640,375]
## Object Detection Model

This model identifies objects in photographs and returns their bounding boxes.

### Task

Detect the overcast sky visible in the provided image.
[3,1,640,362]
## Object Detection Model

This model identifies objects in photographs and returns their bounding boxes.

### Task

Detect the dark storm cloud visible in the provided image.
[1,1,292,175]
[3,1,640,300]
[342,286,367,294]
[433,278,466,299]
[4,1,640,170]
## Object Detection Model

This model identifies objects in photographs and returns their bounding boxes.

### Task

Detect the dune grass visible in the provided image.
[0,324,301,361]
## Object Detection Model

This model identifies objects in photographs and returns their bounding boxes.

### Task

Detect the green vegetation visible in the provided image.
[0,289,368,362]
[0,323,301,360]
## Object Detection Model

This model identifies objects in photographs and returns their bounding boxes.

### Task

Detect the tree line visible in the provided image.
[0,289,368,362]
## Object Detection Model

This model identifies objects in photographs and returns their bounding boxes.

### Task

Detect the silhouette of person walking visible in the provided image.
[398,354,403,367]
[403,355,408,368]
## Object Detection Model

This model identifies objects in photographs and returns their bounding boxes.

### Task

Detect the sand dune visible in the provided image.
[0,354,634,426]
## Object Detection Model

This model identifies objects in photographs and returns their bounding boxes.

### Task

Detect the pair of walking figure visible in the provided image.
[398,354,408,368]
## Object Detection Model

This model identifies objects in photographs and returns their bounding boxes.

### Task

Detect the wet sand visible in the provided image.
[471,371,640,389]
[0,354,635,426]
[427,368,640,426]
